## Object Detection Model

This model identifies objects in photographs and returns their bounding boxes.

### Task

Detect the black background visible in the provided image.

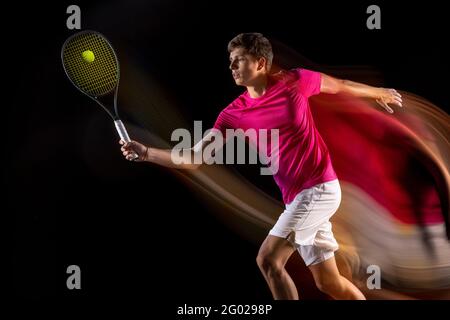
[8,0,449,312]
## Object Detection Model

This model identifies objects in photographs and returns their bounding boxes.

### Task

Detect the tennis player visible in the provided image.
[120,33,402,300]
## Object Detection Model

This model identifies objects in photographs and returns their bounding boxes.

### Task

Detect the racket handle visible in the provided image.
[114,120,131,142]
[114,120,139,160]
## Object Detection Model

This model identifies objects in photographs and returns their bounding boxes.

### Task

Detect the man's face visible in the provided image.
[229,47,264,86]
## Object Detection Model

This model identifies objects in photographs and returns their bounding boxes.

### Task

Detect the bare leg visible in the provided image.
[309,256,366,300]
[256,235,298,300]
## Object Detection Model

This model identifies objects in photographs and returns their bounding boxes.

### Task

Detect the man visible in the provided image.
[120,33,402,300]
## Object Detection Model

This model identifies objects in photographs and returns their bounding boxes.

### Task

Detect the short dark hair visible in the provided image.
[227,33,273,71]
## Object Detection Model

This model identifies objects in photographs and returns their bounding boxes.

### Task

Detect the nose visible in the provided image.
[229,60,238,70]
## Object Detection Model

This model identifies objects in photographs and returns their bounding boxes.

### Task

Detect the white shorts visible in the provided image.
[269,179,341,266]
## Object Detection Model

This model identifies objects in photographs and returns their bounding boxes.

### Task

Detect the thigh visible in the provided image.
[258,234,297,266]
[308,256,341,283]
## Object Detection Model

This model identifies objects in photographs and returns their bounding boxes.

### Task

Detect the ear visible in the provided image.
[257,57,267,71]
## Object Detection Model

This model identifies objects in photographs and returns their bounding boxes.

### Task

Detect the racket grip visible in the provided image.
[114,120,139,160]
[114,120,131,142]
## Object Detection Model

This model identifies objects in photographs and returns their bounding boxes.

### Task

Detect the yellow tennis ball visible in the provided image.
[82,50,95,63]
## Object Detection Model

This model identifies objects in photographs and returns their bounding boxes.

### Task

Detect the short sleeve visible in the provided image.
[297,68,322,98]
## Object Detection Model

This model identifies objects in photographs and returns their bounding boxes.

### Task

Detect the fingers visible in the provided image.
[389,89,403,107]
[119,140,141,161]
[125,152,139,161]
[121,145,130,152]
[390,96,402,107]
[376,99,394,114]
[122,150,136,157]
[378,88,403,111]
[119,139,134,152]
[126,154,137,161]
[119,139,132,147]
[390,89,402,98]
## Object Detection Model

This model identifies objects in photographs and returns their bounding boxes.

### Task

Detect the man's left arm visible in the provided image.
[320,73,403,113]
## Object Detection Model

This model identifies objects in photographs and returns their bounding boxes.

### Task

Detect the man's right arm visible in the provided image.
[120,130,225,170]
[146,146,200,170]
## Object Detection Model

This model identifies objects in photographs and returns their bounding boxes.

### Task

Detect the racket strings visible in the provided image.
[62,32,119,97]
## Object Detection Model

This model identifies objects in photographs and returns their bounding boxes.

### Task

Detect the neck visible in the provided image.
[247,74,269,98]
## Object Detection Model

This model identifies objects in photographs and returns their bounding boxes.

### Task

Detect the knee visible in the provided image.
[256,253,283,278]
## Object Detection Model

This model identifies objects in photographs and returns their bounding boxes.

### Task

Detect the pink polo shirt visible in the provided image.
[213,68,338,204]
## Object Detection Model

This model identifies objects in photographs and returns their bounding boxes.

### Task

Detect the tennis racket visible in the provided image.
[61,30,138,160]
